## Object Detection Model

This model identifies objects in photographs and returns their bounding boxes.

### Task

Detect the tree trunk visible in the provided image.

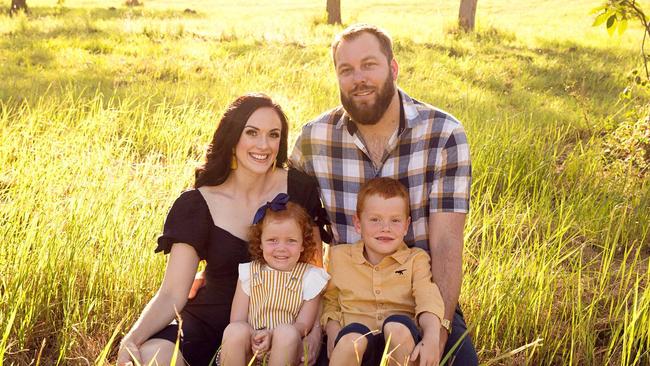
[327,0,341,25]
[458,0,477,32]
[10,0,28,15]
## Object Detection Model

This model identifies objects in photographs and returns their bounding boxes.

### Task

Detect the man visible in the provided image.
[291,24,478,365]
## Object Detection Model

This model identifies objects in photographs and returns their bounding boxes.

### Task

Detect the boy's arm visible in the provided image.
[411,250,445,322]
[325,319,342,358]
[320,249,342,327]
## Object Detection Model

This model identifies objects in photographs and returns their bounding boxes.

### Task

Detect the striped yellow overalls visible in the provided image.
[248,260,308,330]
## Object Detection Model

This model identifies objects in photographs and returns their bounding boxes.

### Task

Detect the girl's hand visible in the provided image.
[116,337,142,366]
[251,329,272,356]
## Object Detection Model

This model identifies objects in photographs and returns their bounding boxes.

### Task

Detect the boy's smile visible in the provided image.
[353,194,411,265]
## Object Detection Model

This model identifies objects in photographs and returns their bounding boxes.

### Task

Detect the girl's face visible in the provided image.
[234,107,283,176]
[260,217,304,271]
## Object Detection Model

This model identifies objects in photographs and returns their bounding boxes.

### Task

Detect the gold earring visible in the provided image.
[231,149,238,170]
[272,159,276,172]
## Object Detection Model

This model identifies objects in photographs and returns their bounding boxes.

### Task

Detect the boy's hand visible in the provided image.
[414,312,442,366]
[410,338,439,366]
[251,329,272,357]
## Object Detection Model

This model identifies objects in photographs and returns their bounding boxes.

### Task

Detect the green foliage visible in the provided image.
[593,1,650,178]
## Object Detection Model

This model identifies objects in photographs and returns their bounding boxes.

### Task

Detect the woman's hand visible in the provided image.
[251,329,272,357]
[301,325,322,366]
[116,336,142,366]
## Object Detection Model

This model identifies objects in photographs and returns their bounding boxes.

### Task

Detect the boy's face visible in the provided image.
[353,194,411,264]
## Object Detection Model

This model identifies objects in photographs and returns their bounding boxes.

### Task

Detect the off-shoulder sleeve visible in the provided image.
[155,190,211,259]
[287,168,332,243]
[302,265,330,301]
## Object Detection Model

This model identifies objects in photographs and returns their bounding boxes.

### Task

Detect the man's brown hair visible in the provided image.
[356,177,410,216]
[331,23,394,66]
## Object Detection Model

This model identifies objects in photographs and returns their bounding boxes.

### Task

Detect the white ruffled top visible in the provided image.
[238,262,330,301]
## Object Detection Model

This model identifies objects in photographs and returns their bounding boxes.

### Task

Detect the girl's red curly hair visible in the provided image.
[248,202,318,265]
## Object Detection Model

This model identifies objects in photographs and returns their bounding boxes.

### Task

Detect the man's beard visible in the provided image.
[340,75,396,126]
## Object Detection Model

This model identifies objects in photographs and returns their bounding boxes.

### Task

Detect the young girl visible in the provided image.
[218,194,329,366]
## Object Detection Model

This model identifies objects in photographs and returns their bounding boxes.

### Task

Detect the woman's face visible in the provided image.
[234,107,283,175]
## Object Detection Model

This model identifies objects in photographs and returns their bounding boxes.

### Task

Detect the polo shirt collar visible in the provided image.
[351,240,411,265]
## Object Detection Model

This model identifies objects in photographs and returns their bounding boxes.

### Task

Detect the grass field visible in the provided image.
[1,0,649,365]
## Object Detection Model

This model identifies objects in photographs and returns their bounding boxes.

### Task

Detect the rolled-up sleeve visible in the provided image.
[429,124,471,213]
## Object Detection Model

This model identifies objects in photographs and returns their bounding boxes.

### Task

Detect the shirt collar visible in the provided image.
[351,240,411,265]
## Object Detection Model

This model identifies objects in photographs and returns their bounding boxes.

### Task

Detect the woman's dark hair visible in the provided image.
[194,93,289,188]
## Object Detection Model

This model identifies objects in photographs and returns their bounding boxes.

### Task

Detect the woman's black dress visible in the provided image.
[150,169,329,366]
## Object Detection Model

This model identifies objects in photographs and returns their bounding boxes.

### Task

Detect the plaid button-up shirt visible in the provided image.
[290,90,471,250]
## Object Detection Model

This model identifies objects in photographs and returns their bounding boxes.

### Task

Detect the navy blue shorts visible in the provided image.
[333,315,421,366]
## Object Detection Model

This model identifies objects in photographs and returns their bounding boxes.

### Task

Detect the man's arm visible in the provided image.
[428,212,466,343]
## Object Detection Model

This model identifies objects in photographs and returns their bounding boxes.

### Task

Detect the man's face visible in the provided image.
[334,32,397,125]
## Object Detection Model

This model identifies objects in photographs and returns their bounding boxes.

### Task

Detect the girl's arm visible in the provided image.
[230,280,250,322]
[117,243,199,364]
[292,295,321,337]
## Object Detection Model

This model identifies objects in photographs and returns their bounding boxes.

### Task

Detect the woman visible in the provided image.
[117,93,328,366]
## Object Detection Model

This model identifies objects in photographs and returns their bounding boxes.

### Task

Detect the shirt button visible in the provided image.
[377,314,383,320]
[374,266,380,271]
[375,289,381,295]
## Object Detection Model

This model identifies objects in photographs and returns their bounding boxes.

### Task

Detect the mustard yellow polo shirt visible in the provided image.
[321,241,445,331]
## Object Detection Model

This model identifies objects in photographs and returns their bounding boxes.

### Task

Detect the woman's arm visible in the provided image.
[230,280,250,322]
[117,243,199,364]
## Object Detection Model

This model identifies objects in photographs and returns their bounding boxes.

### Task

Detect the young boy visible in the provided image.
[322,177,445,366]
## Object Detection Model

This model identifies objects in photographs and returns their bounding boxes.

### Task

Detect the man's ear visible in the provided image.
[353,214,362,234]
[390,58,399,81]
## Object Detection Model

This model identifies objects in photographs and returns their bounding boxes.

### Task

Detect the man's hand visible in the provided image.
[116,337,142,366]
[410,338,440,366]
[188,270,206,299]
[301,325,322,366]
[251,329,272,357]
